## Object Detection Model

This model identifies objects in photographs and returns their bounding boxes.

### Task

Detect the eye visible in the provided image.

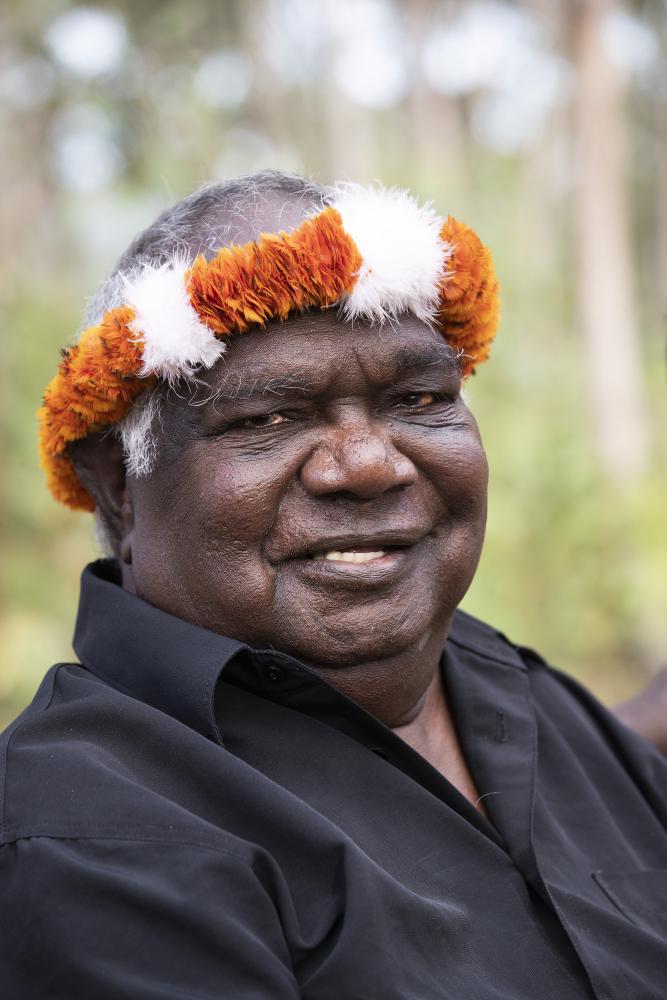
[401,391,440,408]
[239,411,289,429]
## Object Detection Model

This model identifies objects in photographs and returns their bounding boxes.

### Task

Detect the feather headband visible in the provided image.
[38,184,500,512]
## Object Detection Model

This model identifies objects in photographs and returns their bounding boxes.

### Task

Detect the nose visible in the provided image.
[300,424,418,500]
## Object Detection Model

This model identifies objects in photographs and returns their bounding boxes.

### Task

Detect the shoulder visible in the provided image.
[450,606,631,727]
[448,607,526,666]
[449,608,667,816]
[0,821,296,998]
[0,662,250,858]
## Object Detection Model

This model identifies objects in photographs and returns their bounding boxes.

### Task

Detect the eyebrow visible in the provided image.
[390,344,461,376]
[205,373,319,405]
[202,341,459,410]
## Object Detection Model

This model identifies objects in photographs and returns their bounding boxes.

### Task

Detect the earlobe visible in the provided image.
[119,533,132,565]
[119,491,134,565]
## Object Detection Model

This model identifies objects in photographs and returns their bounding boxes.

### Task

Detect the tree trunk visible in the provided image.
[572,0,649,482]
[404,0,464,190]
[653,92,667,323]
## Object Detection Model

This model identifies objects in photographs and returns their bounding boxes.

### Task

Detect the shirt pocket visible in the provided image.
[592,869,667,942]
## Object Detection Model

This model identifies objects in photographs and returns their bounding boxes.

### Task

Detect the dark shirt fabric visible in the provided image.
[1,561,666,999]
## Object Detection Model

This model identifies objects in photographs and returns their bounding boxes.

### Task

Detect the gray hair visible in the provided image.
[78,170,331,549]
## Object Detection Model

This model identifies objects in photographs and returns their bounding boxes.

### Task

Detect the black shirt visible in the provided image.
[1,560,666,999]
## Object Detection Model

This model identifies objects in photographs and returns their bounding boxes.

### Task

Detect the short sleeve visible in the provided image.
[0,835,300,999]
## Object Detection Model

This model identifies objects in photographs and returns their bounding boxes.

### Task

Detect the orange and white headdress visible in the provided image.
[38,184,500,512]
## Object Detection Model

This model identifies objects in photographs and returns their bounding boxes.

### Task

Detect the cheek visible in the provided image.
[421,433,488,588]
[145,444,290,550]
[412,426,488,524]
[446,438,488,521]
[158,444,295,567]
[206,460,282,547]
[128,449,297,639]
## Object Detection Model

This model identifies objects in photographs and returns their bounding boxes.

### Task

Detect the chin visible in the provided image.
[278,603,445,669]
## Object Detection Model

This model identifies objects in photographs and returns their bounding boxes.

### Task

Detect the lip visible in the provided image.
[277,530,431,590]
[276,528,431,563]
[291,545,421,589]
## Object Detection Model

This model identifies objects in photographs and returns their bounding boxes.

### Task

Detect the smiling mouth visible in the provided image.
[275,529,432,576]
[311,547,396,564]
[283,535,429,587]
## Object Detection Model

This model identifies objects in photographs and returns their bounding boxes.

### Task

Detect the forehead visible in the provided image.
[196,310,458,397]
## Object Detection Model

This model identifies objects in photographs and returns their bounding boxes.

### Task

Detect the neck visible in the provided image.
[391,663,488,816]
[310,624,449,728]
[391,668,450,753]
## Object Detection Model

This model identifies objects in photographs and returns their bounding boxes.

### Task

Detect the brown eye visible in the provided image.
[403,392,438,407]
[240,412,288,429]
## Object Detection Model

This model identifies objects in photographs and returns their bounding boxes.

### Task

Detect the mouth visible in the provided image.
[311,545,398,564]
[283,529,428,563]
[278,530,432,586]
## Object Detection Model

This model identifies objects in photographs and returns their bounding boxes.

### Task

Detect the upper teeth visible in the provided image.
[314,549,386,563]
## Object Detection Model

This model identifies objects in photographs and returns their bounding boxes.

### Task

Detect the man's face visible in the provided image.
[124,310,488,674]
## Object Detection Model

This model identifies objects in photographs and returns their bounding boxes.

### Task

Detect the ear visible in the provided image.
[68,432,134,561]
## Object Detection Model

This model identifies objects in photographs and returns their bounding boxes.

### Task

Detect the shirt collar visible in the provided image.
[72,559,248,743]
[72,561,528,748]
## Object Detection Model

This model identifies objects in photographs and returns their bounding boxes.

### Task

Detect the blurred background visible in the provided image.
[1,0,666,726]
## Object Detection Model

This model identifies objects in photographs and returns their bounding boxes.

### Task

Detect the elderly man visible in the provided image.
[1,171,666,999]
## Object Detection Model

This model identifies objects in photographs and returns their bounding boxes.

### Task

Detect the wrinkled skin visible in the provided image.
[81,310,488,730]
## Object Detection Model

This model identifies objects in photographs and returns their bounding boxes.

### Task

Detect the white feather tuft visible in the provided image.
[331,184,451,325]
[123,258,225,383]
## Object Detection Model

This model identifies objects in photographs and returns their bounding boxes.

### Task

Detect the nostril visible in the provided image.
[300,437,417,500]
[331,487,407,502]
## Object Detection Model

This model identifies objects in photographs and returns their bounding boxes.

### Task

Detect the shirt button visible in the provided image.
[266,665,284,683]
